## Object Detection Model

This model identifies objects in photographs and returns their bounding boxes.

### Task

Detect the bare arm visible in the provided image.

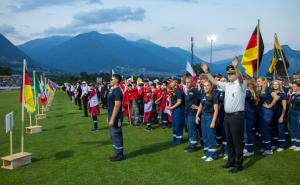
[195,103,203,125]
[210,104,219,128]
[170,99,182,109]
[264,92,279,108]
[232,56,243,84]
[279,100,287,123]
[201,63,218,86]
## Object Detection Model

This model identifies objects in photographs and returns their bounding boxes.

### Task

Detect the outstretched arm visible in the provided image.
[201,63,218,86]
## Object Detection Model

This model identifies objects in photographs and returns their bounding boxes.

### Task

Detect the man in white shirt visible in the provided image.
[81,81,89,117]
[201,56,246,173]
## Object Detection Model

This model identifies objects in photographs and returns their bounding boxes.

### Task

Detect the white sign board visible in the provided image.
[5,112,13,133]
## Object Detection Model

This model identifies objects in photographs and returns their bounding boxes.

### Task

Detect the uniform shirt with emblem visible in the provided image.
[291,93,300,110]
[171,88,185,109]
[185,88,201,115]
[274,92,286,115]
[217,79,247,113]
[259,87,273,106]
[201,92,219,114]
[216,89,225,113]
[108,86,123,118]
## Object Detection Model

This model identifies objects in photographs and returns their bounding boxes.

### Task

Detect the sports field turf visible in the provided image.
[0,90,299,185]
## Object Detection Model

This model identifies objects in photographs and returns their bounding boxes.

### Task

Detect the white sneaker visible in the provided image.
[289,146,296,150]
[205,157,214,162]
[276,148,284,152]
[223,155,228,160]
[294,147,300,151]
[201,156,207,160]
[243,149,247,154]
[243,152,254,157]
[263,150,273,155]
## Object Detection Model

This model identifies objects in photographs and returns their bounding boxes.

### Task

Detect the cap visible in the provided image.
[82,81,87,84]
[226,65,236,74]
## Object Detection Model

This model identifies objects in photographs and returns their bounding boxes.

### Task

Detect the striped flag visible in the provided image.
[19,62,35,113]
[268,34,289,77]
[241,25,264,77]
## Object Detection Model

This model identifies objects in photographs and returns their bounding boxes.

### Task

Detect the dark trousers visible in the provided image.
[224,111,244,168]
[77,97,82,109]
[92,115,98,129]
[82,96,88,117]
[108,115,124,157]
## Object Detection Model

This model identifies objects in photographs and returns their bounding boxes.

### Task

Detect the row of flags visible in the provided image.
[185,20,290,79]
[241,21,290,78]
[18,60,57,114]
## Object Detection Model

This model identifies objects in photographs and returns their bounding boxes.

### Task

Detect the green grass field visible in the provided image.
[0,90,299,185]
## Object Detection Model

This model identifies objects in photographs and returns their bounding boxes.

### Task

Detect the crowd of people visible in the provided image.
[0,76,21,87]
[62,58,300,173]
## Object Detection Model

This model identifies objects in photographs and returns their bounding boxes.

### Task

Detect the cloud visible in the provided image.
[73,7,145,25]
[0,24,17,34]
[10,0,102,11]
[43,7,145,35]
[162,26,175,31]
[225,27,237,32]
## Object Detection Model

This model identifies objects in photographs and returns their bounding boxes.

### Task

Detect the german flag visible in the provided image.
[241,25,264,77]
[268,34,289,77]
[19,61,35,113]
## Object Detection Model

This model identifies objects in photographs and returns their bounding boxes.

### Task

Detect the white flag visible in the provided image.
[5,112,13,133]
[89,94,99,107]
[186,61,196,77]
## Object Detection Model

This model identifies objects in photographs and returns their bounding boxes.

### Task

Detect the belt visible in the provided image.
[225,111,244,116]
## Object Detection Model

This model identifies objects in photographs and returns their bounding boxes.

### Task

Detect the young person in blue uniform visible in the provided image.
[196,80,219,162]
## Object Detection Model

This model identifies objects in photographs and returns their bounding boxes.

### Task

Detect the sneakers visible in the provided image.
[223,155,228,160]
[294,147,300,151]
[205,157,214,162]
[243,152,254,157]
[262,150,273,155]
[276,148,284,152]
[201,155,208,160]
[289,145,296,150]
[144,127,152,131]
[90,128,99,133]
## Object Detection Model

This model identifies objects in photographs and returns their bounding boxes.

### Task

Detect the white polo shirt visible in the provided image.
[217,79,247,113]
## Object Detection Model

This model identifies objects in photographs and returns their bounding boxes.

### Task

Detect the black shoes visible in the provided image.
[221,163,235,169]
[230,167,243,174]
[184,146,198,153]
[109,155,125,162]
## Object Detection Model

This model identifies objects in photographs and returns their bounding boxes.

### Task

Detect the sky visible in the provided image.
[0,0,299,61]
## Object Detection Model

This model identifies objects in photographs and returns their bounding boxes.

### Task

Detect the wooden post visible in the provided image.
[33,70,38,125]
[256,19,260,80]
[10,113,13,158]
[275,33,290,83]
[29,112,32,127]
[21,59,25,154]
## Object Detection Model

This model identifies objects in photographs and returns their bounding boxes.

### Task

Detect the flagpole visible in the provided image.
[10,113,13,158]
[21,59,25,153]
[256,19,260,80]
[33,70,38,125]
[40,74,44,114]
[275,33,290,83]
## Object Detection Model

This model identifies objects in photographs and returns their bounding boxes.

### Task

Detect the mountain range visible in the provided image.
[18,31,203,75]
[0,31,299,76]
